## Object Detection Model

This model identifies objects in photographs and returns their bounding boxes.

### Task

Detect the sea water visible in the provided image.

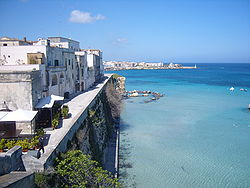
[110,63,250,188]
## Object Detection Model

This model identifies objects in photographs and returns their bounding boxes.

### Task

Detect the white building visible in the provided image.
[0,38,76,97]
[0,37,104,110]
[0,36,33,46]
[76,49,104,88]
[48,37,80,51]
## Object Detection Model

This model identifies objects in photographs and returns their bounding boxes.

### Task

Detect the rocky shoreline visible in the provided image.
[124,90,164,103]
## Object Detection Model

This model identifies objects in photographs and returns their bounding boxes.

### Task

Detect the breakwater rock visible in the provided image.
[125,90,164,103]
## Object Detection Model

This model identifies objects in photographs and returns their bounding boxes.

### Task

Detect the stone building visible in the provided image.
[0,36,104,134]
[0,36,33,47]
[0,37,104,105]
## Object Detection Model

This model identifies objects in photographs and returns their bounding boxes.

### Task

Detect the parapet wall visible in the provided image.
[0,172,35,188]
[0,146,23,176]
[22,74,116,171]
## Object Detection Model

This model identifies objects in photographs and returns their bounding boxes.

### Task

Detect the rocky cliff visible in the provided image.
[65,75,124,164]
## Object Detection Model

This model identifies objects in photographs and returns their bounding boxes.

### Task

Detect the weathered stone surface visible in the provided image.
[117,76,126,93]
[0,172,34,188]
[0,146,23,176]
[0,71,41,111]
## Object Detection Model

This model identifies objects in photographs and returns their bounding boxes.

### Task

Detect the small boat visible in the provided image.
[240,88,247,92]
[229,87,235,91]
[248,104,250,109]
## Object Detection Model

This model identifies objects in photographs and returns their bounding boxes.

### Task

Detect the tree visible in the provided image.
[55,150,121,188]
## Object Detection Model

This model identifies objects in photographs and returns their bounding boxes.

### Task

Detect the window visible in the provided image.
[54,60,59,66]
[72,59,74,69]
[68,59,70,66]
[8,55,10,58]
[60,74,64,84]
[51,74,58,86]
[65,58,67,66]
[3,44,7,46]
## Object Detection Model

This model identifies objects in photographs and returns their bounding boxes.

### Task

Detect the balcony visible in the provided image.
[46,66,66,72]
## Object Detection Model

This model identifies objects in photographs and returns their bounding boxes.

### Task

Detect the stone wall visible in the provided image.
[16,120,35,135]
[68,90,115,164]
[21,75,116,171]
[0,172,35,188]
[0,70,41,111]
[0,146,23,176]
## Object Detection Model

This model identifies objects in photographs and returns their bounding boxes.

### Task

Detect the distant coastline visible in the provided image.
[104,61,197,71]
[105,66,197,71]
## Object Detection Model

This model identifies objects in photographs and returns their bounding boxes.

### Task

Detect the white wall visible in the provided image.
[0,45,46,65]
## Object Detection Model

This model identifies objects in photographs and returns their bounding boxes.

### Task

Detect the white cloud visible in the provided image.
[69,10,105,24]
[113,38,128,45]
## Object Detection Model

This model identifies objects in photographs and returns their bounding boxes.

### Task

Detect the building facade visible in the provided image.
[0,36,104,111]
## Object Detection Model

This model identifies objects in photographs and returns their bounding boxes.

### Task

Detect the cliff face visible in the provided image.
[53,74,125,166]
[114,76,126,94]
[67,83,116,164]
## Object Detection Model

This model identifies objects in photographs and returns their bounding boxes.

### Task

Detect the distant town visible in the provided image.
[103,61,197,71]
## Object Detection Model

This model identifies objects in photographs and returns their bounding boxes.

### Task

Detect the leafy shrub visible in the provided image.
[5,140,16,150]
[30,136,39,149]
[112,73,122,79]
[36,128,45,137]
[62,105,69,119]
[55,150,121,188]
[0,139,6,150]
[52,119,59,129]
[16,139,30,150]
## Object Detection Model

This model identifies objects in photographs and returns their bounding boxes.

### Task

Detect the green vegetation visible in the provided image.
[112,73,122,79]
[35,150,121,188]
[30,136,39,149]
[55,150,120,188]
[62,105,69,119]
[89,109,96,118]
[0,128,45,151]
[16,139,30,150]
[5,140,16,150]
[0,139,6,150]
[88,109,103,127]
[52,119,59,129]
[36,128,45,137]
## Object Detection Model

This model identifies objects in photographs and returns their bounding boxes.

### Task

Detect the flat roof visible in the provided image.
[48,37,79,43]
[0,112,8,120]
[0,110,38,122]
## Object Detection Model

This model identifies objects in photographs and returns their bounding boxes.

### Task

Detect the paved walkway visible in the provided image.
[39,74,112,166]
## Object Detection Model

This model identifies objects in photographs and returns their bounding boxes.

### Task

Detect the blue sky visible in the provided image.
[0,0,250,63]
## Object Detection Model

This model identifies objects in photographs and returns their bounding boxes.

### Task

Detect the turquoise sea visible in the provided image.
[110,63,250,188]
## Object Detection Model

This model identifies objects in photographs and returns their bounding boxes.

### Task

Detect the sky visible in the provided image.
[0,0,250,63]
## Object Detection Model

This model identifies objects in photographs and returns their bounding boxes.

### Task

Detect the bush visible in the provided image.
[62,105,69,119]
[36,128,45,137]
[30,136,39,149]
[52,119,59,129]
[55,150,121,187]
[0,139,6,150]
[16,139,30,150]
[112,73,122,79]
[5,140,16,150]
